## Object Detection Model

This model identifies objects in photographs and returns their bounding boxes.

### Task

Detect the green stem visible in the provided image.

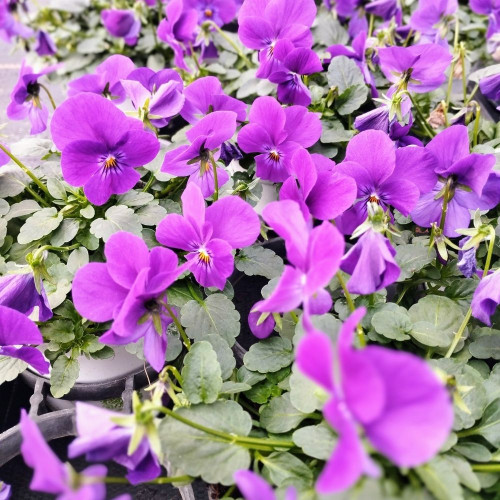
[222,485,236,498]
[438,195,450,233]
[39,83,57,110]
[408,94,435,139]
[209,155,219,201]
[471,464,500,472]
[157,405,295,450]
[207,21,253,67]
[473,106,481,147]
[24,184,50,207]
[290,311,299,324]
[445,17,460,110]
[465,83,479,106]
[367,14,375,38]
[0,144,51,198]
[337,272,366,347]
[187,280,204,305]
[460,48,467,103]
[37,243,81,253]
[142,172,156,193]
[165,303,191,351]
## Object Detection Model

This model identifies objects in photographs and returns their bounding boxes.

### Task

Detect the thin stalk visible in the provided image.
[38,243,81,253]
[337,272,366,347]
[367,14,375,38]
[142,172,156,192]
[209,155,219,201]
[408,94,435,138]
[473,105,481,147]
[24,184,50,207]
[445,17,460,110]
[471,464,500,472]
[165,303,191,351]
[438,195,450,233]
[460,48,467,103]
[465,83,479,106]
[222,485,236,498]
[0,144,51,198]
[290,311,299,324]
[207,21,253,67]
[39,83,57,110]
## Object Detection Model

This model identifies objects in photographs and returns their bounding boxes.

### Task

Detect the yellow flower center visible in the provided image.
[104,156,118,169]
[204,8,213,17]
[198,249,211,264]
[268,150,280,162]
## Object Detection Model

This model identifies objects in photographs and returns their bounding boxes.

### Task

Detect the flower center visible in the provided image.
[26,81,41,98]
[268,149,281,162]
[204,8,213,17]
[368,193,380,204]
[104,156,118,169]
[198,248,211,264]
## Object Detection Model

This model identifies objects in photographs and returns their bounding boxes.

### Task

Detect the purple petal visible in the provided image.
[471,270,500,325]
[156,213,201,251]
[283,105,322,147]
[393,146,438,194]
[0,346,49,374]
[234,470,276,500]
[426,124,470,171]
[186,110,237,150]
[0,305,43,346]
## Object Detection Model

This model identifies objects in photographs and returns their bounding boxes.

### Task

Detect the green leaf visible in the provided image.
[235,246,284,279]
[117,190,154,207]
[454,442,492,463]
[50,355,80,398]
[136,203,167,226]
[292,422,337,460]
[181,294,240,347]
[396,243,436,281]
[443,453,481,492]
[371,303,412,341]
[289,369,326,413]
[469,334,500,360]
[484,363,500,405]
[243,337,294,373]
[80,204,95,219]
[90,205,142,242]
[205,334,236,380]
[40,319,75,343]
[336,84,368,115]
[260,393,307,433]
[0,356,28,385]
[50,218,80,247]
[18,208,63,244]
[159,400,252,485]
[46,178,67,200]
[408,296,465,348]
[168,281,195,308]
[5,200,41,221]
[416,457,463,500]
[181,341,222,404]
[220,381,251,394]
[90,346,115,360]
[67,247,89,274]
[261,452,313,489]
[320,119,355,144]
[469,398,500,448]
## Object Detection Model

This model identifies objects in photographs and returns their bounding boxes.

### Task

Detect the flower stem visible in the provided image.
[209,155,219,201]
[39,83,57,110]
[206,21,253,67]
[142,172,156,193]
[438,195,449,233]
[473,105,481,147]
[336,272,366,347]
[445,17,460,111]
[471,464,500,472]
[0,144,51,198]
[408,94,435,138]
[165,303,191,351]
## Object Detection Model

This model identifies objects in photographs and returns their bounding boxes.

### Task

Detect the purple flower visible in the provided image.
[69,402,161,484]
[34,30,57,56]
[253,200,344,317]
[122,68,185,128]
[185,0,238,26]
[410,126,497,237]
[335,130,436,235]
[20,410,125,500]
[237,96,322,182]
[67,55,135,103]
[0,145,9,166]
[457,237,477,278]
[156,183,260,289]
[50,93,159,206]
[480,71,500,101]
[161,110,236,197]
[181,76,247,124]
[366,0,401,21]
[378,44,452,93]
[0,1,32,42]
[0,305,49,374]
[471,270,500,325]
[73,232,186,372]
[6,61,56,135]
[238,0,316,78]
[248,307,276,339]
[234,470,296,500]
[341,230,400,294]
[410,0,457,43]
[0,272,52,321]
[101,9,141,46]
[296,308,454,493]
[219,141,243,166]
[470,0,500,38]
[268,41,322,106]
[279,148,357,221]
[0,481,11,500]
[158,0,199,71]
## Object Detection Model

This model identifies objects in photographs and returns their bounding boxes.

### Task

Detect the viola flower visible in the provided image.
[20,410,127,500]
[279,148,357,221]
[457,237,478,278]
[470,0,500,38]
[67,54,135,103]
[327,31,378,96]
[69,402,161,484]
[253,200,344,317]
[296,308,453,493]
[0,481,10,500]
[410,125,497,236]
[0,305,49,374]
[73,232,186,372]
[50,93,160,206]
[101,9,141,46]
[219,141,243,166]
[0,145,9,166]
[471,270,500,325]
[378,44,452,93]
[341,230,400,294]
[268,41,322,106]
[234,470,296,500]
[158,0,199,71]
[186,0,238,26]
[248,307,276,339]
[0,1,32,42]
[365,0,401,22]
[480,71,500,102]
[237,96,322,182]
[34,30,57,56]
[410,0,457,44]
[121,68,185,128]
[238,0,316,78]
[156,183,260,289]
[0,271,52,321]
[335,130,436,235]
[6,61,56,135]
[181,76,247,124]
[161,110,236,197]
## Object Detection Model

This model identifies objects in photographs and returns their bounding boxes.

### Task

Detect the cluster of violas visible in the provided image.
[0,0,500,498]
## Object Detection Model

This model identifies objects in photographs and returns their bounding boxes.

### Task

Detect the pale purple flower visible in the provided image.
[341,230,400,294]
[471,269,500,325]
[181,76,246,124]
[69,403,161,484]
[0,145,9,166]
[470,0,500,38]
[161,110,236,197]
[101,9,141,46]
[51,93,160,206]
[296,308,454,493]
[67,55,135,103]
[234,470,296,500]
[0,272,52,321]
[366,0,401,21]
[457,237,477,278]
[248,307,276,339]
[410,0,457,44]
[185,0,237,26]
[121,67,185,128]
[0,305,49,374]
[480,71,500,101]
[253,200,344,318]
[378,44,452,93]
[156,183,260,289]
[237,96,322,182]
[73,232,187,372]
[0,1,32,42]
[34,30,57,56]
[0,481,10,500]
[279,148,357,221]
